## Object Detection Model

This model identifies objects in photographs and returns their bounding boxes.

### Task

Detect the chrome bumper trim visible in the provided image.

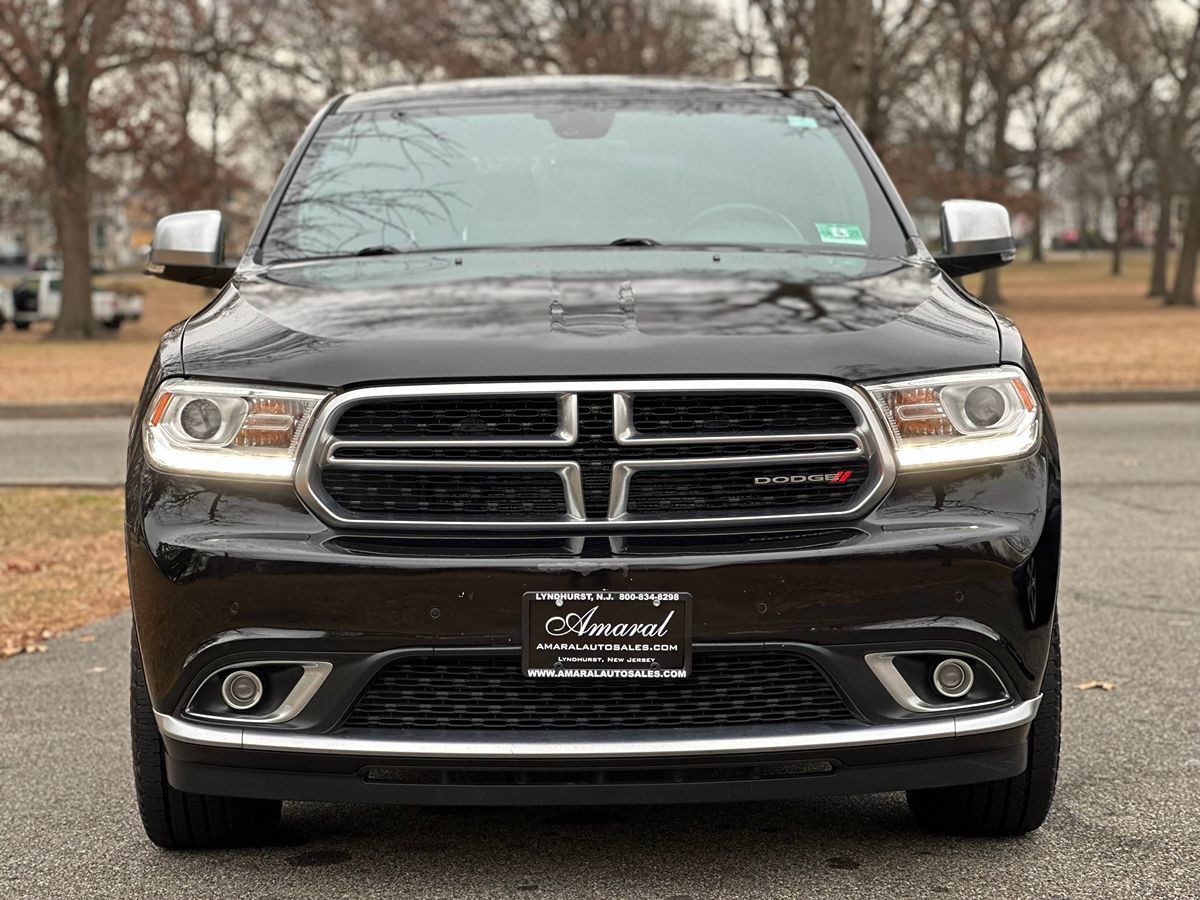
[156,696,1040,760]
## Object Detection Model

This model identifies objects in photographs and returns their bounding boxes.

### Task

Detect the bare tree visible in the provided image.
[1017,60,1086,263]
[747,0,810,87]
[1170,172,1200,305]
[1084,1,1155,276]
[809,0,873,123]
[863,0,942,146]
[0,0,165,339]
[1137,0,1200,298]
[466,0,736,77]
[950,0,1085,304]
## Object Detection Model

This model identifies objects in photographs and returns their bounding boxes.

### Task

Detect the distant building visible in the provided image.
[0,189,140,271]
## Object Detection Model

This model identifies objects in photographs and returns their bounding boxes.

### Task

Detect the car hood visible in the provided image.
[180,249,1000,387]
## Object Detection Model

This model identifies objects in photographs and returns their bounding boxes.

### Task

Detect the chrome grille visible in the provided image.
[297,380,894,530]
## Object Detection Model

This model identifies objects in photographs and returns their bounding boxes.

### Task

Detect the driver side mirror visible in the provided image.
[147,210,236,288]
[934,200,1016,278]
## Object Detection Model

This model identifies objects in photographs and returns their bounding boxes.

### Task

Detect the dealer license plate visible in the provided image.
[522,591,692,678]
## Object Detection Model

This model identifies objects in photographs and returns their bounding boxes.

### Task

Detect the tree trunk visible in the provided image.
[980,87,1011,307]
[1148,180,1172,297]
[1110,193,1123,276]
[951,47,973,174]
[1168,183,1200,306]
[808,0,872,125]
[46,99,98,340]
[1030,152,1044,263]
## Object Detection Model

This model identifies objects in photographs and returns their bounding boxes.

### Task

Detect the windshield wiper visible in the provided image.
[609,237,661,247]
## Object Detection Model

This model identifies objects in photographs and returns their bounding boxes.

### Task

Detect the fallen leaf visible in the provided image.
[4,559,46,574]
[77,635,96,643]
[1077,679,1117,692]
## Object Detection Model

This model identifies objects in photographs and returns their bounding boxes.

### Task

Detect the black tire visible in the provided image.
[906,616,1061,837]
[102,318,121,330]
[14,320,31,330]
[131,627,282,849]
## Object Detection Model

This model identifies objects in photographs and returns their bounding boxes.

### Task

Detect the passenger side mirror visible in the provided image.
[934,200,1016,278]
[147,210,236,288]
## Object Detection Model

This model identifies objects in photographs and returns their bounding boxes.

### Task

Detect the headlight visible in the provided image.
[144,379,328,479]
[865,366,1040,469]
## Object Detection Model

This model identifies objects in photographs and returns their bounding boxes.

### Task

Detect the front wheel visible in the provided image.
[130,628,281,849]
[14,320,31,331]
[906,616,1062,836]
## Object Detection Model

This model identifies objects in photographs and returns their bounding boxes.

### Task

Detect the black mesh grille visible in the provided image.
[315,387,873,523]
[333,396,560,439]
[626,460,870,516]
[343,650,853,730]
[631,392,856,436]
[321,470,566,518]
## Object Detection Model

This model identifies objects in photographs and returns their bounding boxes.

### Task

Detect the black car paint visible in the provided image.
[128,78,1059,808]
[178,253,1001,388]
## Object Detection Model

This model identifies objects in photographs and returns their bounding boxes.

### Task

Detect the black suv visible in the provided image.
[129,77,1061,849]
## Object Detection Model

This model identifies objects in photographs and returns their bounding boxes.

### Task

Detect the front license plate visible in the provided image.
[523,591,692,678]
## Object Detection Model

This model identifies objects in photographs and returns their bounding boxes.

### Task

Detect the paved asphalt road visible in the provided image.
[0,416,128,486]
[1,403,1198,899]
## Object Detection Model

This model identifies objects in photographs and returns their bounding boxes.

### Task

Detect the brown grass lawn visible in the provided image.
[0,488,126,657]
[0,252,1197,406]
[0,276,211,404]
[963,252,1200,390]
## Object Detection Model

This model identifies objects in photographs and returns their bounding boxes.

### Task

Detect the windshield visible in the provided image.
[262,95,908,262]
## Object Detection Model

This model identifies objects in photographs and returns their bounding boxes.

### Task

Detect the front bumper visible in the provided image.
[158,699,1038,805]
[127,433,1060,802]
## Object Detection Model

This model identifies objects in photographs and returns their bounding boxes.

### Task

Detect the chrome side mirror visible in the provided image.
[934,200,1016,278]
[147,210,235,287]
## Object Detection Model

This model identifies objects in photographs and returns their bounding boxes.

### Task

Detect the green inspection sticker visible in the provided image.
[815,222,867,246]
[787,115,819,129]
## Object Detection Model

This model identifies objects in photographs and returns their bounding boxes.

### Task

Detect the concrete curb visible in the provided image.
[0,389,1198,420]
[1047,388,1200,404]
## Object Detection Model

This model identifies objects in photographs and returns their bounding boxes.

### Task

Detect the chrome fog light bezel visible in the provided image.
[186,660,333,725]
[865,650,1009,714]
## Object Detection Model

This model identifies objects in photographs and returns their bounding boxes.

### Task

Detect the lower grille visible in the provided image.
[321,470,566,518]
[343,650,853,730]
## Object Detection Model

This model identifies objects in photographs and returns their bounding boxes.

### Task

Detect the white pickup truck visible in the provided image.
[0,271,143,331]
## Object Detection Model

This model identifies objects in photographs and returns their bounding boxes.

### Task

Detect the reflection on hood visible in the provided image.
[181,249,999,386]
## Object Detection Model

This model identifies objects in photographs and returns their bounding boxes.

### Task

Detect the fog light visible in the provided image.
[221,670,264,710]
[932,658,974,699]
